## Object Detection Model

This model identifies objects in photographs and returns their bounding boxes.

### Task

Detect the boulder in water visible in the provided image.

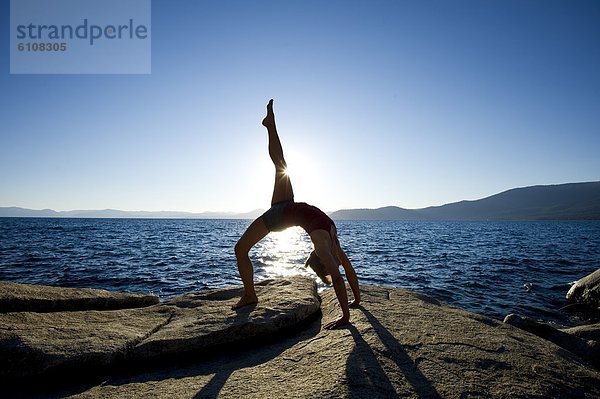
[561,323,600,342]
[503,313,600,369]
[566,268,600,309]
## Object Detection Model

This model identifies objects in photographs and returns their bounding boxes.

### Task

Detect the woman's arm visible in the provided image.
[338,248,360,306]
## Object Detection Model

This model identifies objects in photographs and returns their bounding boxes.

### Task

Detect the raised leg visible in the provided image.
[232,217,269,309]
[263,99,294,205]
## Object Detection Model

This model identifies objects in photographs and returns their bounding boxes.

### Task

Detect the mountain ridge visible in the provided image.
[330,182,600,220]
[1,181,599,220]
[0,207,265,220]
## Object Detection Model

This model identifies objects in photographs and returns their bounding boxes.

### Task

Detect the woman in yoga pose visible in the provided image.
[233,99,360,329]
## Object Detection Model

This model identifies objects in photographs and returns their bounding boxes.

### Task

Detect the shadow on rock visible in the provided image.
[96,315,322,399]
[346,306,441,398]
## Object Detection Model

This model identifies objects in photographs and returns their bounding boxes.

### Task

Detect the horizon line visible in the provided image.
[2,180,598,216]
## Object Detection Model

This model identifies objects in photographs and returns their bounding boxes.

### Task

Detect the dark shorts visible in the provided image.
[305,213,334,235]
[261,200,292,232]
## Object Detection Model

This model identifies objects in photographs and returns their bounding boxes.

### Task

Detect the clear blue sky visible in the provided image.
[1,0,599,213]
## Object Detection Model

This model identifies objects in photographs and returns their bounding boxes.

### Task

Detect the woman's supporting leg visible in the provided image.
[262,99,294,205]
[232,217,269,309]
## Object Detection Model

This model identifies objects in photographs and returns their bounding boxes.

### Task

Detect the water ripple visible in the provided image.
[1,218,599,326]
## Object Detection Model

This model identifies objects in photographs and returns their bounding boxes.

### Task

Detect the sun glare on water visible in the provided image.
[254,226,313,280]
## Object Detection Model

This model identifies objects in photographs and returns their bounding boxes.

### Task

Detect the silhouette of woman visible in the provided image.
[233,100,360,329]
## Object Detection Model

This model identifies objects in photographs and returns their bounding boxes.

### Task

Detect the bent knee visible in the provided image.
[234,241,249,257]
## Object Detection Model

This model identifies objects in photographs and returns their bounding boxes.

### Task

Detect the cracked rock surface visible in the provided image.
[0,306,172,382]
[0,277,319,385]
[131,278,320,360]
[11,284,600,398]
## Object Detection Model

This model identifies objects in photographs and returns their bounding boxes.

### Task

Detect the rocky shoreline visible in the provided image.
[1,275,600,398]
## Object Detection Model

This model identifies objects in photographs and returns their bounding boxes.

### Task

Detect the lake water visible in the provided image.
[1,218,599,327]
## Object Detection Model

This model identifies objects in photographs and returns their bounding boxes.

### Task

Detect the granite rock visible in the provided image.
[0,277,320,385]
[0,281,158,313]
[561,323,600,342]
[567,268,600,309]
[0,306,172,382]
[131,277,320,360]
[504,313,600,369]
[21,284,600,399]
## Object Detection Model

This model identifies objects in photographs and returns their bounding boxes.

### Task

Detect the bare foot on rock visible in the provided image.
[232,293,258,310]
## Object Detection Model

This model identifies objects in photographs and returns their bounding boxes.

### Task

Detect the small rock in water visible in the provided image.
[523,283,534,292]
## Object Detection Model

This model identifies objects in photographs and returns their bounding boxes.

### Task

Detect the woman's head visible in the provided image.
[305,250,332,285]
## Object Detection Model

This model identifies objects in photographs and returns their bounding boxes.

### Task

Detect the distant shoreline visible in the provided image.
[2,181,599,221]
[1,216,600,222]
